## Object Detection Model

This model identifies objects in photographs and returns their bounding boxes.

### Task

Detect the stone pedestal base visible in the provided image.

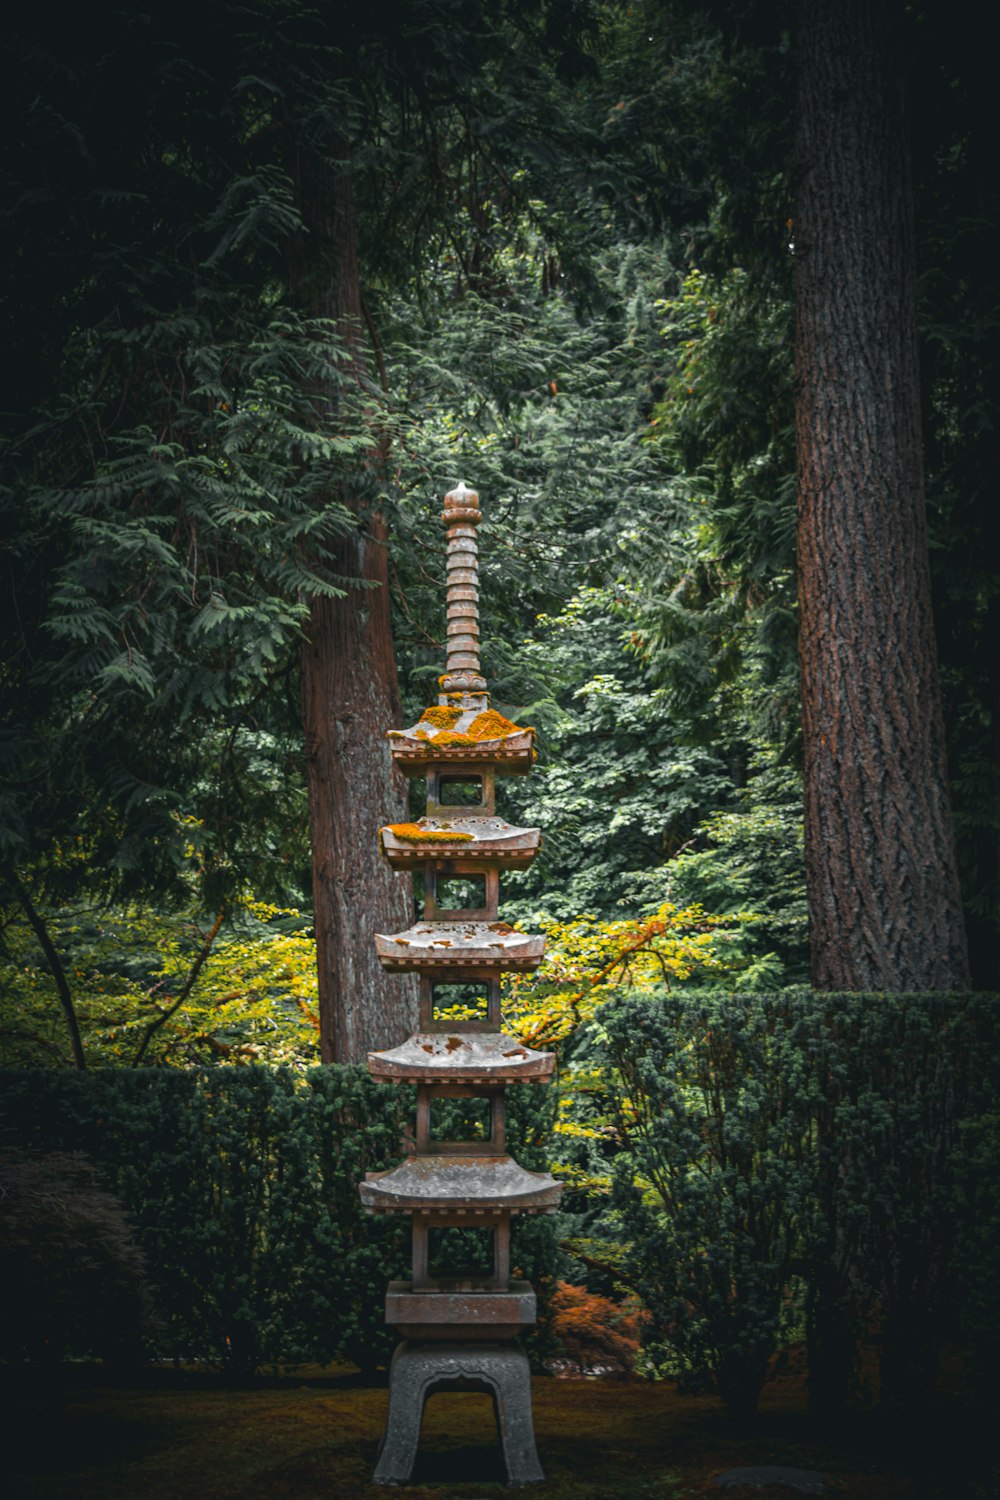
[373,1340,544,1487]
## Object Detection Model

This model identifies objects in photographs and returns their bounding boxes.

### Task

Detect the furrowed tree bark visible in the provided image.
[794,0,969,991]
[289,148,417,1062]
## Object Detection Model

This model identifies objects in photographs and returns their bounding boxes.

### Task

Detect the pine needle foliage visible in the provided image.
[1,5,388,911]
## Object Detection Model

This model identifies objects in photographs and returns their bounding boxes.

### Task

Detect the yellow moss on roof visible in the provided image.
[417,705,464,730]
[387,707,534,747]
[385,823,475,844]
[432,711,534,745]
[469,709,533,739]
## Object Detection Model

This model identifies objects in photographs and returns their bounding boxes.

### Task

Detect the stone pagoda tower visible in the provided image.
[360,481,560,1486]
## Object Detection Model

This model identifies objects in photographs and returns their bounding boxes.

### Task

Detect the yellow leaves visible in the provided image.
[0,899,322,1069]
[549,1161,613,1195]
[246,899,283,920]
[553,1120,604,1140]
[434,1001,485,1022]
[502,902,757,1049]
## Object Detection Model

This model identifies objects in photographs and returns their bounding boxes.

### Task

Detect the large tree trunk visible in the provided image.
[300,522,417,1063]
[794,0,969,990]
[290,149,417,1061]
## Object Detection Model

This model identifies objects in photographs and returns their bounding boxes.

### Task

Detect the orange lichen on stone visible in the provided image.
[388,705,534,750]
[432,711,534,746]
[385,823,474,844]
[469,709,533,739]
[417,705,464,730]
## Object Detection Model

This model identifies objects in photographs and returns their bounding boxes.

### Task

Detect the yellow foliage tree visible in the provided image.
[501,901,760,1052]
[0,900,321,1068]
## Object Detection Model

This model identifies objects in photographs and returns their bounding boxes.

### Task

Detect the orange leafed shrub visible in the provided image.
[548,1281,641,1378]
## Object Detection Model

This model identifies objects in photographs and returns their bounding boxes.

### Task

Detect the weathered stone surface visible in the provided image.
[713,1467,832,1494]
[368,1030,554,1084]
[374,1340,545,1486]
[389,728,535,770]
[439,482,486,694]
[367,482,551,1487]
[361,1154,561,1213]
[375,921,545,972]
[385,1280,536,1340]
[379,815,541,869]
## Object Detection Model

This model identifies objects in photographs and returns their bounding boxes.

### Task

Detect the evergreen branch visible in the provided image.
[360,290,389,394]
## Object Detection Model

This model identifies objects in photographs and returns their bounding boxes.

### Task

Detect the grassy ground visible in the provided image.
[5,1362,988,1500]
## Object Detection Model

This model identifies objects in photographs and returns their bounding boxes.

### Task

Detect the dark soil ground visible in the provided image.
[4,1362,993,1500]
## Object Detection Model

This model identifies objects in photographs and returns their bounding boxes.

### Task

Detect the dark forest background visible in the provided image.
[1,0,998,1440]
[3,0,996,1067]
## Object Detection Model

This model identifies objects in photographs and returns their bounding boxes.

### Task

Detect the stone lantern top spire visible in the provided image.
[439,479,487,696]
[384,481,534,768]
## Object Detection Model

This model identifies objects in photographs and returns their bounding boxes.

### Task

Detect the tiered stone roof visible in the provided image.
[360,478,560,1302]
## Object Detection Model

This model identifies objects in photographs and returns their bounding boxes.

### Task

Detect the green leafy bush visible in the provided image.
[597,989,818,1419]
[593,989,1000,1420]
[949,1113,1000,1414]
[0,1147,154,1367]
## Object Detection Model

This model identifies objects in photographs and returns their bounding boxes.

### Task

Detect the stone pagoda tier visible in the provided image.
[361,481,560,1487]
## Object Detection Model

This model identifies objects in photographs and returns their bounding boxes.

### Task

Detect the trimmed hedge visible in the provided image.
[0,1066,558,1373]
[5,991,997,1412]
[595,989,1000,1420]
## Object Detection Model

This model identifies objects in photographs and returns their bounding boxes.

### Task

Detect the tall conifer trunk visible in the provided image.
[289,149,416,1062]
[794,0,968,990]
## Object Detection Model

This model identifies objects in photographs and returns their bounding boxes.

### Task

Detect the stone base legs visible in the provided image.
[373,1340,545,1487]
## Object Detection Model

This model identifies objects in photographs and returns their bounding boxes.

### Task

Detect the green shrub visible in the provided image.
[801,992,998,1423]
[0,1065,559,1373]
[596,990,819,1419]
[0,1147,154,1366]
[946,1112,1000,1415]
[594,989,1000,1421]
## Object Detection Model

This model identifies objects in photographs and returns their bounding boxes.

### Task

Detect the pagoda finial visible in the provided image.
[440,480,487,695]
